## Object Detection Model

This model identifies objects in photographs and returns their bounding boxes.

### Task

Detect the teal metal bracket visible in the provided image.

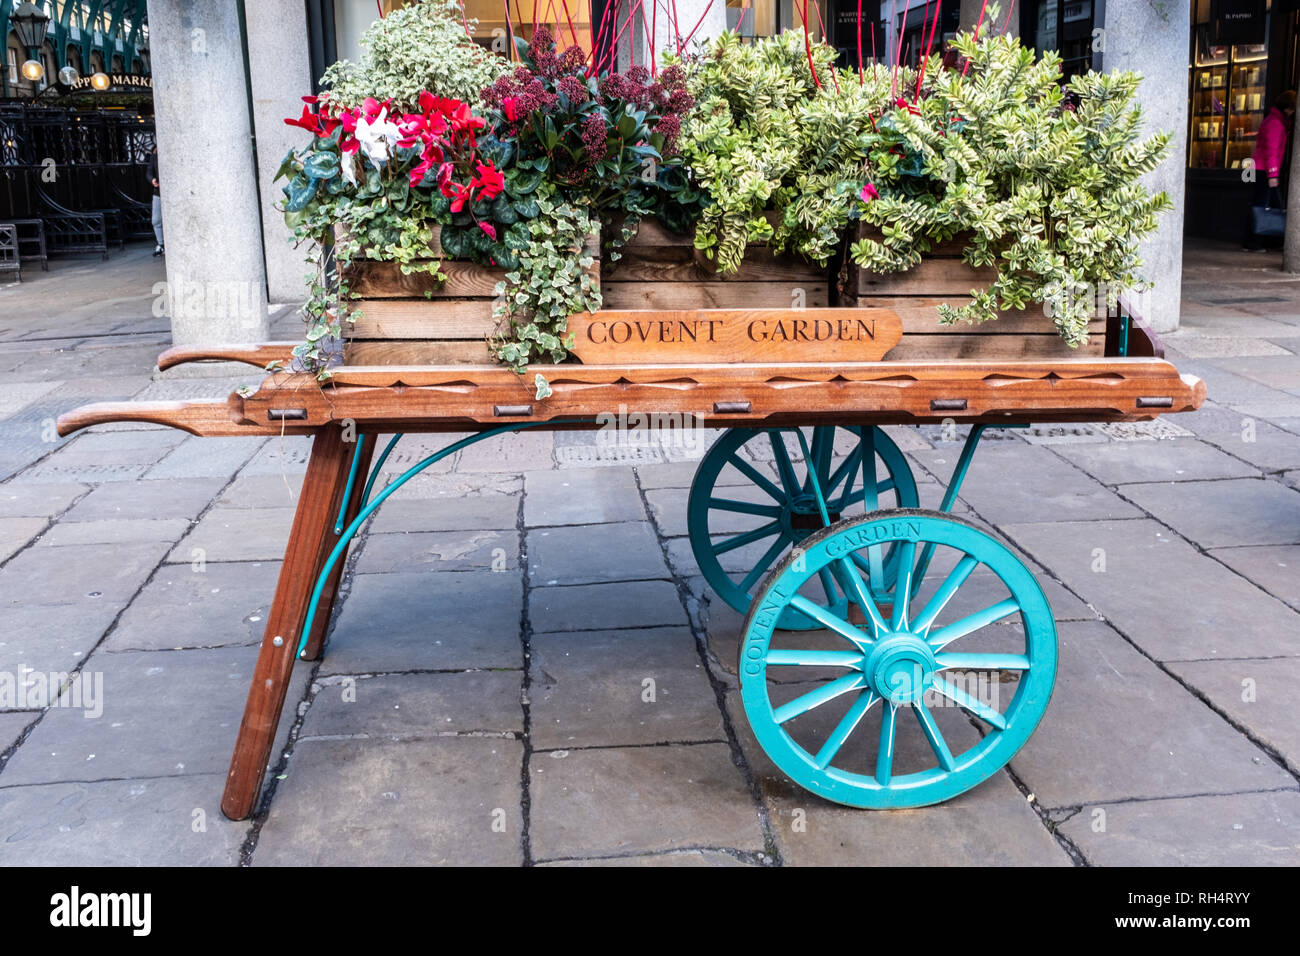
[334,434,368,535]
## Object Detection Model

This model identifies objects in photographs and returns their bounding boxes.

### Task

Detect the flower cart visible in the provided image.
[58,14,1205,820]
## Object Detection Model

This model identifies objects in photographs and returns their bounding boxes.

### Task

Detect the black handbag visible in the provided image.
[1252,187,1286,237]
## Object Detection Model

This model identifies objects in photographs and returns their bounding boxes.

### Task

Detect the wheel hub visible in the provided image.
[782,493,840,540]
[865,633,936,705]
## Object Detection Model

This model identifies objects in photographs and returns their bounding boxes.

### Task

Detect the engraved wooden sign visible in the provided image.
[566,308,903,364]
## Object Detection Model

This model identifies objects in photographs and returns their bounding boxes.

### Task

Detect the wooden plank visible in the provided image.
[157,342,299,371]
[345,339,495,366]
[55,397,316,438]
[347,298,500,338]
[567,308,902,364]
[856,258,1001,295]
[883,334,1104,361]
[604,242,825,282]
[346,259,505,298]
[222,427,354,820]
[603,280,829,310]
[848,297,1107,337]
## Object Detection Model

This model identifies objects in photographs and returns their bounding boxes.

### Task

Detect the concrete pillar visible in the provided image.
[145,0,269,346]
[1284,107,1300,273]
[245,2,315,304]
[1097,0,1190,334]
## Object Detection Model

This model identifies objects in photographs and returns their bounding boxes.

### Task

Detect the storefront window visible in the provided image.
[1026,0,1094,78]
[729,0,780,38]
[1188,0,1272,171]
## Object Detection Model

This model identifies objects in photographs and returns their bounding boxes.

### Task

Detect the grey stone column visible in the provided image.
[146,0,269,346]
[1097,0,1190,334]
[245,1,315,304]
[1284,107,1300,273]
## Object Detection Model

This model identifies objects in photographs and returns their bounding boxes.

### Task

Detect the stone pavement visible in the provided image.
[0,241,1297,866]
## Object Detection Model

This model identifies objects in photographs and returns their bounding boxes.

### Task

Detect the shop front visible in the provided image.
[1185,0,1300,241]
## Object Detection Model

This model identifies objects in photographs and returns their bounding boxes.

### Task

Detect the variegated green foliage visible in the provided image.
[850,30,1172,346]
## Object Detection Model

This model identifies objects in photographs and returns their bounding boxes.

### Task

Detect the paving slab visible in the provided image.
[143,436,266,480]
[0,539,170,610]
[540,849,756,866]
[0,516,45,563]
[237,436,316,476]
[1208,544,1300,610]
[527,742,763,860]
[634,459,768,490]
[1051,439,1259,484]
[1215,353,1300,391]
[36,517,193,547]
[530,627,723,748]
[1200,421,1300,472]
[0,646,311,785]
[1056,790,1300,866]
[1167,656,1300,775]
[1002,519,1300,660]
[528,522,668,585]
[457,430,553,473]
[524,468,646,526]
[321,571,522,674]
[104,561,278,651]
[0,773,248,866]
[529,580,688,632]
[301,671,522,739]
[1008,622,1293,807]
[167,506,295,563]
[252,737,523,866]
[366,493,519,534]
[908,443,1141,525]
[0,604,121,676]
[0,483,87,518]
[1119,478,1300,548]
[61,476,226,522]
[358,529,520,573]
[214,473,304,509]
[0,711,36,748]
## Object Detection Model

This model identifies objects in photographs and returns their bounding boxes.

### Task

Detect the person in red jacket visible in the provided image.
[1245,90,1297,250]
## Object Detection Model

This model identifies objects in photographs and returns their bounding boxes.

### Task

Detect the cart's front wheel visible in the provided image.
[739,510,1056,809]
[688,426,918,630]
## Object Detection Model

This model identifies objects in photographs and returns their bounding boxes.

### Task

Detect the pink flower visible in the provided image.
[860,183,879,202]
[477,220,498,241]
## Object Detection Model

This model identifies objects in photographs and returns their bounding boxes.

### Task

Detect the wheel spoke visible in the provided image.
[817,566,840,605]
[927,597,1022,651]
[815,690,878,769]
[910,555,979,636]
[713,520,782,555]
[726,453,787,504]
[930,676,1008,731]
[740,534,789,592]
[769,431,801,497]
[912,702,957,771]
[709,496,783,519]
[803,427,832,494]
[890,540,917,630]
[788,595,873,652]
[831,557,890,637]
[772,672,867,725]
[876,703,898,784]
[766,649,864,667]
[935,652,1030,671]
[824,444,863,498]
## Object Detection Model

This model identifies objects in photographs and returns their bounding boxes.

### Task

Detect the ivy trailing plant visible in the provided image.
[477,25,694,373]
[849,28,1172,347]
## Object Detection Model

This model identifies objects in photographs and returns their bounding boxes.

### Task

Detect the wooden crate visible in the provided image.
[843,229,1107,359]
[340,226,600,366]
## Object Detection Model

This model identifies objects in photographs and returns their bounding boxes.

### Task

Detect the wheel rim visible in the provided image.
[688,427,919,630]
[739,510,1057,809]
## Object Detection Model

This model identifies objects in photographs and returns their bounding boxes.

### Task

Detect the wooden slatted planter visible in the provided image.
[842,228,1107,359]
[338,220,1104,366]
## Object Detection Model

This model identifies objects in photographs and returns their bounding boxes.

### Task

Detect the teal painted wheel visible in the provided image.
[688,427,919,630]
[739,509,1056,809]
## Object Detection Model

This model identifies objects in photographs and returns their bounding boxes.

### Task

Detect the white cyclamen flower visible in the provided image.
[355,107,401,166]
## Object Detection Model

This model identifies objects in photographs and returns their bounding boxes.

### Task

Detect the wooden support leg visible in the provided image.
[221,427,353,820]
[299,433,376,662]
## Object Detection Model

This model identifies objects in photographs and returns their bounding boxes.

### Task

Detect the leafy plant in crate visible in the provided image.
[477,25,696,372]
[849,28,1173,347]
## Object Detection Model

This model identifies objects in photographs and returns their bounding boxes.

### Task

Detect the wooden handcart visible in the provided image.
[57,304,1203,820]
